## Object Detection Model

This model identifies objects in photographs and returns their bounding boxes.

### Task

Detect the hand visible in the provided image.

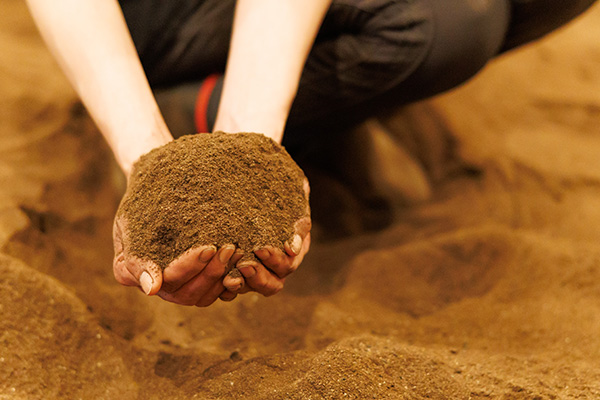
[113,214,244,307]
[223,179,312,297]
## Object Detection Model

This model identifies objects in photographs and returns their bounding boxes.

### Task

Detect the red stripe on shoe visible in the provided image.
[194,74,219,133]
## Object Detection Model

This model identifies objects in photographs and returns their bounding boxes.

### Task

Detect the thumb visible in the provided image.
[129,258,163,296]
[113,215,162,295]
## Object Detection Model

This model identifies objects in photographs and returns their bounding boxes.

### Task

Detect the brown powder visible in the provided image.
[118,132,308,269]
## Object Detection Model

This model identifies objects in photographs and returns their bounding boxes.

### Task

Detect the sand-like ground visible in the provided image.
[2,1,600,398]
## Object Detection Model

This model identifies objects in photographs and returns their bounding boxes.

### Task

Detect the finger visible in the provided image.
[283,215,312,257]
[230,248,244,265]
[123,257,163,296]
[197,244,235,287]
[112,215,162,295]
[295,215,313,241]
[157,287,196,306]
[290,232,311,270]
[284,234,303,257]
[223,270,245,292]
[219,290,238,302]
[255,246,294,279]
[302,178,311,200]
[112,216,138,286]
[237,260,285,296]
[158,278,222,306]
[162,245,217,293]
[223,249,246,292]
[196,281,227,307]
[157,244,235,305]
[113,256,138,287]
[112,215,125,257]
[236,285,252,295]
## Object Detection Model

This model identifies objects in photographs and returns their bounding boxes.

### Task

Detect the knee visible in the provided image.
[470,0,512,62]
[320,0,436,92]
[383,0,511,90]
[408,0,510,95]
[445,0,511,82]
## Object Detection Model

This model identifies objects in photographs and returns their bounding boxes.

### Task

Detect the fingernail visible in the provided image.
[291,234,302,255]
[140,271,153,295]
[225,269,244,291]
[228,278,244,292]
[219,245,235,263]
[200,246,216,262]
[238,265,256,278]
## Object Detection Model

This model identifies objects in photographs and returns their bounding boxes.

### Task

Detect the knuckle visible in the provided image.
[283,262,297,275]
[250,275,283,296]
[237,286,251,294]
[112,268,126,284]
[204,265,226,280]
[264,284,283,297]
[252,281,268,292]
[250,277,269,293]
[277,253,290,267]
[272,261,295,279]
[221,293,237,302]
[160,281,180,293]
[113,264,133,286]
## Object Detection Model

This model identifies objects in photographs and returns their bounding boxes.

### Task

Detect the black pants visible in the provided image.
[120,0,597,144]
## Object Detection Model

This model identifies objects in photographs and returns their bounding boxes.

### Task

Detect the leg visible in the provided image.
[284,0,511,149]
[119,0,234,86]
[502,0,598,52]
[121,0,507,140]
[120,0,597,140]
[285,0,599,145]
[119,0,234,136]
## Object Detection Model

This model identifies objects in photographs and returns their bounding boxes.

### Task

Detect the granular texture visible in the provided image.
[118,132,308,269]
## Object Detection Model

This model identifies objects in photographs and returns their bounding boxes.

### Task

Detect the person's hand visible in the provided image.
[223,179,311,297]
[113,214,244,306]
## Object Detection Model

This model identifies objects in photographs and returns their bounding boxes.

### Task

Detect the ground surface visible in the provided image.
[1,1,600,399]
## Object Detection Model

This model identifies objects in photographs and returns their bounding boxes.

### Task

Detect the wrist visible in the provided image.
[114,121,172,176]
[213,108,287,144]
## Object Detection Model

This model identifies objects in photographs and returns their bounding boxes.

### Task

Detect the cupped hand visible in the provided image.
[223,179,312,297]
[113,214,244,307]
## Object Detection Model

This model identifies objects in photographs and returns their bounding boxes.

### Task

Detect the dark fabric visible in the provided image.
[120,0,597,144]
[284,0,511,148]
[286,0,434,129]
[501,0,598,51]
[119,0,235,86]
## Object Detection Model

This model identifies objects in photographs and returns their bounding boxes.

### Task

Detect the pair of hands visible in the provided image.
[112,180,311,307]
